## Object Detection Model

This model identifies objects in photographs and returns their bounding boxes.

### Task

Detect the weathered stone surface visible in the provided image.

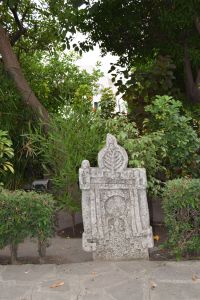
[150,282,200,300]
[0,261,200,300]
[79,134,153,260]
[149,262,200,281]
[106,280,144,300]
[0,282,29,300]
[1,264,56,282]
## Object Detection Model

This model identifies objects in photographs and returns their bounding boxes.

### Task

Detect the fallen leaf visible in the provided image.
[153,235,160,241]
[192,274,199,282]
[49,281,64,288]
[91,271,96,281]
[150,281,157,289]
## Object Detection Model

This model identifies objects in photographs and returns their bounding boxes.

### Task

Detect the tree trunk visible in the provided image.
[184,44,200,103]
[38,239,47,264]
[0,26,49,124]
[71,212,76,237]
[10,243,18,264]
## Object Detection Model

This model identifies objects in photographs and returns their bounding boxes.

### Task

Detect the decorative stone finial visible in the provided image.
[98,133,128,172]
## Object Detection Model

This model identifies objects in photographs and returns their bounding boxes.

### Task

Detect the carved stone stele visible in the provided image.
[79,134,154,260]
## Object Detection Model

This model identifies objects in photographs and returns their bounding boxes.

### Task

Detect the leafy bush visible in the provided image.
[0,189,55,263]
[119,55,178,128]
[104,115,165,193]
[99,87,116,118]
[0,130,14,187]
[104,96,200,194]
[0,130,14,175]
[28,103,104,216]
[0,51,102,189]
[163,178,200,258]
[145,95,200,178]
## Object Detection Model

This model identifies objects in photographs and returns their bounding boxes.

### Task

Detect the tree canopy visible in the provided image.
[0,0,103,187]
[0,0,80,50]
[76,0,200,104]
[0,0,84,123]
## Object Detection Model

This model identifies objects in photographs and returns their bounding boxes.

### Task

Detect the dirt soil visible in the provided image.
[150,224,200,261]
[57,223,84,238]
[58,223,200,261]
[57,223,173,260]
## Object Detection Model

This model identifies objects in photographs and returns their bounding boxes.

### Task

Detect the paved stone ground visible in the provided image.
[0,260,200,300]
[0,238,200,299]
[0,238,92,264]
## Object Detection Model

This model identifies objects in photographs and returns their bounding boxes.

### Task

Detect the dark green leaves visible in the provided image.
[0,189,54,249]
[163,178,200,258]
[0,130,14,176]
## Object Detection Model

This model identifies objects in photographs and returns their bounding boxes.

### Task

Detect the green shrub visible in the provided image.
[145,95,200,177]
[99,87,116,119]
[163,178,200,258]
[104,115,165,194]
[104,96,200,195]
[0,130,14,175]
[0,189,55,263]
[28,103,104,215]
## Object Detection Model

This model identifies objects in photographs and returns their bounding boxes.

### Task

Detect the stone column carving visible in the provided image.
[79,134,154,260]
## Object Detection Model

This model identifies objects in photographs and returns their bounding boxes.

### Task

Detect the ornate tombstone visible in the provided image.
[79,134,154,260]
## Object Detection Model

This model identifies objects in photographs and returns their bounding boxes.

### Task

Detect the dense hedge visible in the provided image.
[163,178,200,258]
[0,189,55,263]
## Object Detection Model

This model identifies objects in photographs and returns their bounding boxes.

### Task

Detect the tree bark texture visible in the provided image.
[184,44,200,103]
[10,243,18,264]
[38,239,47,264]
[0,26,49,124]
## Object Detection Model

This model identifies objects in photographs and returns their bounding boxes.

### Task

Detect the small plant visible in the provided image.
[0,130,14,175]
[57,193,81,236]
[163,178,200,258]
[104,115,165,194]
[145,95,200,177]
[104,96,200,195]
[99,87,116,119]
[28,103,104,216]
[0,189,55,263]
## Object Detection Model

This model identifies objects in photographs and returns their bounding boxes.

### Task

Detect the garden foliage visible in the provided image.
[76,1,200,105]
[145,96,200,178]
[0,189,54,263]
[29,102,103,215]
[104,95,200,194]
[0,50,102,188]
[0,130,14,176]
[163,178,200,258]
[118,56,179,126]
[99,87,116,119]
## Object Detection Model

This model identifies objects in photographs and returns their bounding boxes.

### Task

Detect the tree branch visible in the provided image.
[10,28,27,46]
[184,44,200,103]
[9,5,29,46]
[0,26,49,126]
[184,44,194,90]
[195,17,200,35]
[10,7,23,30]
[196,69,200,85]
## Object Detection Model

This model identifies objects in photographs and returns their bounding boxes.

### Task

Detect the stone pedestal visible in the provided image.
[79,134,153,260]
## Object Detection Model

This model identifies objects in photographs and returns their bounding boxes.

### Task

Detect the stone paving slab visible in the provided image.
[0,237,92,264]
[0,261,200,300]
[150,281,200,300]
